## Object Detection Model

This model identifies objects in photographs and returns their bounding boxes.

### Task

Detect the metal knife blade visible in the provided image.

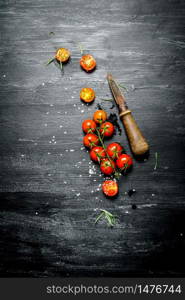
[107,73,128,112]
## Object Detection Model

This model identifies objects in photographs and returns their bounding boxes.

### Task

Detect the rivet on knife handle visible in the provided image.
[107,73,149,156]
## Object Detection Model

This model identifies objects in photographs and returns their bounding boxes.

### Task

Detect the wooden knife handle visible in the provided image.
[120,110,149,156]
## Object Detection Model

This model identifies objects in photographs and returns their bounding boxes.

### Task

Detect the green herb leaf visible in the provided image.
[154,152,158,170]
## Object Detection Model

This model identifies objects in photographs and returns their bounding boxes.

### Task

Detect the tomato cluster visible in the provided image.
[82,109,133,197]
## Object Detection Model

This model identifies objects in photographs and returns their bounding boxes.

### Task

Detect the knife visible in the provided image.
[107,73,149,156]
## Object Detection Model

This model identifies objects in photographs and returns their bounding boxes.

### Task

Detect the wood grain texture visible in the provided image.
[0,0,185,277]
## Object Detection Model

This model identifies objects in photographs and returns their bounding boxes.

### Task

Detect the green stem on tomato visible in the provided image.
[95,128,121,179]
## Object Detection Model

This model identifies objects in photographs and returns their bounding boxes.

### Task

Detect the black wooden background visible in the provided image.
[0,0,185,277]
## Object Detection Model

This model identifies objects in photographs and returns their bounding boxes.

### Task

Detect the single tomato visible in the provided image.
[80,54,96,72]
[93,110,107,124]
[116,154,133,171]
[107,142,124,160]
[102,180,119,197]
[100,158,116,175]
[90,146,106,163]
[80,87,95,103]
[82,119,97,133]
[55,48,70,62]
[83,133,99,149]
[100,121,114,137]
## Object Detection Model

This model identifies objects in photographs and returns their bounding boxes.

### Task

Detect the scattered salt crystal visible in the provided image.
[79,175,82,177]
[46,112,49,114]
[65,111,67,114]
[44,123,48,127]
[97,188,100,191]
[93,179,96,182]
[35,212,38,215]
[64,87,68,90]
[82,158,86,161]
[71,96,74,98]
[21,154,25,157]
[42,82,45,86]
[70,149,75,152]
[65,149,69,152]
[76,193,80,196]
[89,168,96,174]
[64,131,67,134]
[64,181,67,184]
[81,110,84,113]
[81,147,84,150]
[152,194,155,197]
[34,143,37,145]
[91,190,94,193]
[125,210,129,214]
[48,174,51,176]
[59,125,63,128]
[50,104,54,107]
[48,152,51,155]
[60,154,63,156]
[73,104,76,107]
[2,74,6,78]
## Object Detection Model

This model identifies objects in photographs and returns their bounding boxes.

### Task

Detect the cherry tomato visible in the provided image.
[83,133,99,149]
[106,142,124,160]
[55,48,70,62]
[100,158,116,175]
[100,121,114,137]
[80,87,95,103]
[90,146,106,163]
[102,180,119,197]
[82,119,97,133]
[80,54,96,72]
[93,110,107,124]
[116,154,133,171]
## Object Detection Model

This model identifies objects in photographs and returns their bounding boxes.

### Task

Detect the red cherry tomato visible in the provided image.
[83,133,99,149]
[99,122,114,137]
[82,119,97,133]
[102,180,119,197]
[80,54,96,72]
[93,110,107,124]
[90,146,106,163]
[80,87,95,103]
[100,158,116,175]
[106,142,124,160]
[116,154,133,171]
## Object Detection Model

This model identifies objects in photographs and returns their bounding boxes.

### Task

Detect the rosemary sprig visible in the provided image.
[118,83,128,91]
[101,98,113,102]
[77,43,84,55]
[95,209,118,227]
[154,152,158,170]
[46,57,55,66]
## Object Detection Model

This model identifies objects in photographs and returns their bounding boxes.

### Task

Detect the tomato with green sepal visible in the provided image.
[107,142,124,160]
[82,119,97,133]
[90,146,106,163]
[99,121,114,137]
[102,180,119,197]
[83,133,99,149]
[100,158,116,175]
[93,110,107,124]
[116,154,133,171]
